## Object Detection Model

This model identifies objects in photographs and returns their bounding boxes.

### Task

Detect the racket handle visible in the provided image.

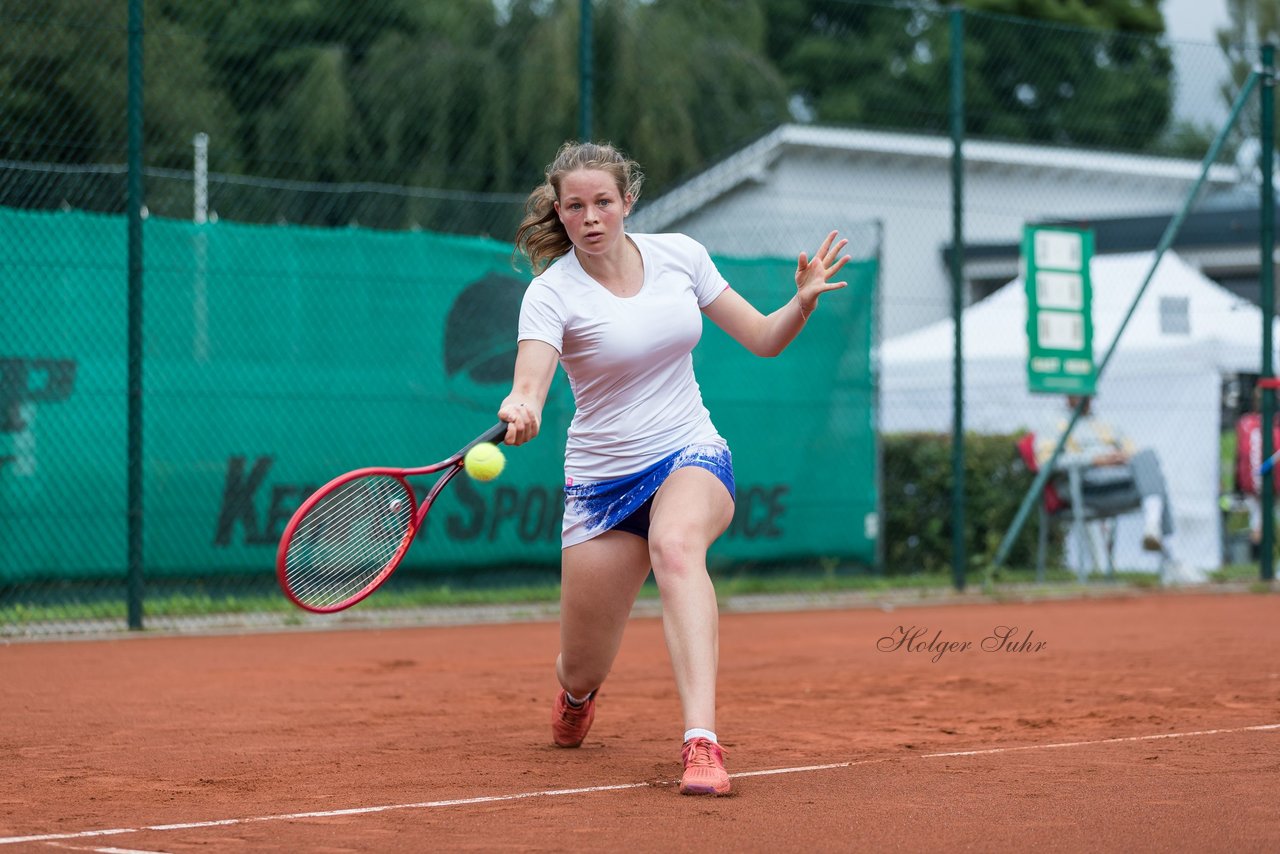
[1261,454,1279,477]
[465,422,510,452]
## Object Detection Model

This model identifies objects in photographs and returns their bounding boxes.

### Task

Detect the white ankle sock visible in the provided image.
[1142,496,1164,534]
[684,728,717,744]
[565,691,590,707]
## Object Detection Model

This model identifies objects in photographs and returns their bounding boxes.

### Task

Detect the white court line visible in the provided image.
[5,722,1276,848]
[49,845,172,854]
[923,723,1280,758]
[731,757,895,778]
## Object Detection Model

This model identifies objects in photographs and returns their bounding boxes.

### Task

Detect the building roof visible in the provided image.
[951,193,1271,287]
[632,124,1240,232]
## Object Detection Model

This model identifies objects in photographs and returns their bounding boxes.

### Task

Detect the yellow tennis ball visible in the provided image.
[464,442,505,482]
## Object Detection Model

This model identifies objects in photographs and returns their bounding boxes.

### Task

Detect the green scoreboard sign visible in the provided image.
[1023,225,1096,395]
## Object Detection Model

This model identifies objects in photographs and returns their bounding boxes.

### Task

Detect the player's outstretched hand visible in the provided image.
[795,230,851,317]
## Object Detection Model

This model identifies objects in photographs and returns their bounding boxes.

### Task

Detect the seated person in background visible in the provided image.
[1035,394,1174,553]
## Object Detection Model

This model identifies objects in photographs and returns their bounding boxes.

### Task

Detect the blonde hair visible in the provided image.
[514,141,643,274]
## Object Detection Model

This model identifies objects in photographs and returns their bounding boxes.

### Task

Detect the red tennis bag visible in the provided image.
[1236,413,1280,495]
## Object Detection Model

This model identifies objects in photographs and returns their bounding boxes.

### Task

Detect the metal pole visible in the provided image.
[578,0,593,142]
[948,5,966,590]
[1261,44,1275,582]
[126,0,145,630]
[873,218,886,573]
[193,132,208,224]
[993,70,1262,570]
[193,133,209,363]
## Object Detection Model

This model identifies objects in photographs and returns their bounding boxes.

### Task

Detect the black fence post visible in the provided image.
[127,0,146,629]
[579,0,593,142]
[949,4,966,591]
[1261,42,1275,583]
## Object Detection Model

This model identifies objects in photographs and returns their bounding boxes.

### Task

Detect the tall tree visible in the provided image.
[497,0,584,192]
[0,0,235,211]
[2,0,1189,226]
[593,0,789,190]
[482,0,787,195]
[187,0,509,226]
[1218,0,1280,142]
[761,0,1174,151]
[360,0,516,232]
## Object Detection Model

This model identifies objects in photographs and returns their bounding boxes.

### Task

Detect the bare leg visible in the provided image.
[556,531,652,697]
[647,467,734,733]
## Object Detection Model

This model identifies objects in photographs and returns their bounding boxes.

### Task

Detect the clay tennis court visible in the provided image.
[2,589,1277,852]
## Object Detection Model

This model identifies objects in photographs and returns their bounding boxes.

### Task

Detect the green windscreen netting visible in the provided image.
[1,209,877,585]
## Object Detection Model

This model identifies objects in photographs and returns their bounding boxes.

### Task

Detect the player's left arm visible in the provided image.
[703,230,850,357]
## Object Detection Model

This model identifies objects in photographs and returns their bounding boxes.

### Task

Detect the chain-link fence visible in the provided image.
[1,0,1269,635]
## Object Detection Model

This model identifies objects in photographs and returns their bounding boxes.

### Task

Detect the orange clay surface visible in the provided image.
[2,591,1278,852]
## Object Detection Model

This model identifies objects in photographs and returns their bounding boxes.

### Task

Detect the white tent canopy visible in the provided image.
[881,251,1272,572]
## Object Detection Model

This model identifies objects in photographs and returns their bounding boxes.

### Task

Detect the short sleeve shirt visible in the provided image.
[518,232,730,481]
[1035,413,1135,470]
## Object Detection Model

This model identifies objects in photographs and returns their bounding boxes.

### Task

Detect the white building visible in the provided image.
[630,124,1240,340]
[633,124,1264,571]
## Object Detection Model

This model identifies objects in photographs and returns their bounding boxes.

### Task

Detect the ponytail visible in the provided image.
[514,183,570,274]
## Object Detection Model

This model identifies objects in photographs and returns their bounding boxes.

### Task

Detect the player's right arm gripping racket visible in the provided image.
[276,422,508,613]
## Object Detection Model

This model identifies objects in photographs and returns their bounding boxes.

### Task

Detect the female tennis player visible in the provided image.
[498,140,849,796]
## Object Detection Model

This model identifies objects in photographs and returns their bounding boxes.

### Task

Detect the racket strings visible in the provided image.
[289,480,409,606]
[284,475,413,609]
[292,478,410,601]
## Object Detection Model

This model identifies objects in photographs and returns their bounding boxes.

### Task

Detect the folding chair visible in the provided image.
[1016,433,1140,582]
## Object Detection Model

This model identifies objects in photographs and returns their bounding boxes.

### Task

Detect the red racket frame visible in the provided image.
[275,422,508,613]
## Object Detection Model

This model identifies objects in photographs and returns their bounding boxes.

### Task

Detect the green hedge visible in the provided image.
[882,432,1062,575]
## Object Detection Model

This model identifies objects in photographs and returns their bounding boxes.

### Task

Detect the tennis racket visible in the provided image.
[276,422,509,613]
[1260,451,1280,478]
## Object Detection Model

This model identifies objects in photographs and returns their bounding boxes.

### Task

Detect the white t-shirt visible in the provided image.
[518,232,731,481]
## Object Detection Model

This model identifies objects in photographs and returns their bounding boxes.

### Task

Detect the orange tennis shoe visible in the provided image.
[679,737,731,796]
[551,690,596,748]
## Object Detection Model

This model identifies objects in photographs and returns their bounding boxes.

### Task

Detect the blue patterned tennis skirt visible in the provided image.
[561,443,735,547]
